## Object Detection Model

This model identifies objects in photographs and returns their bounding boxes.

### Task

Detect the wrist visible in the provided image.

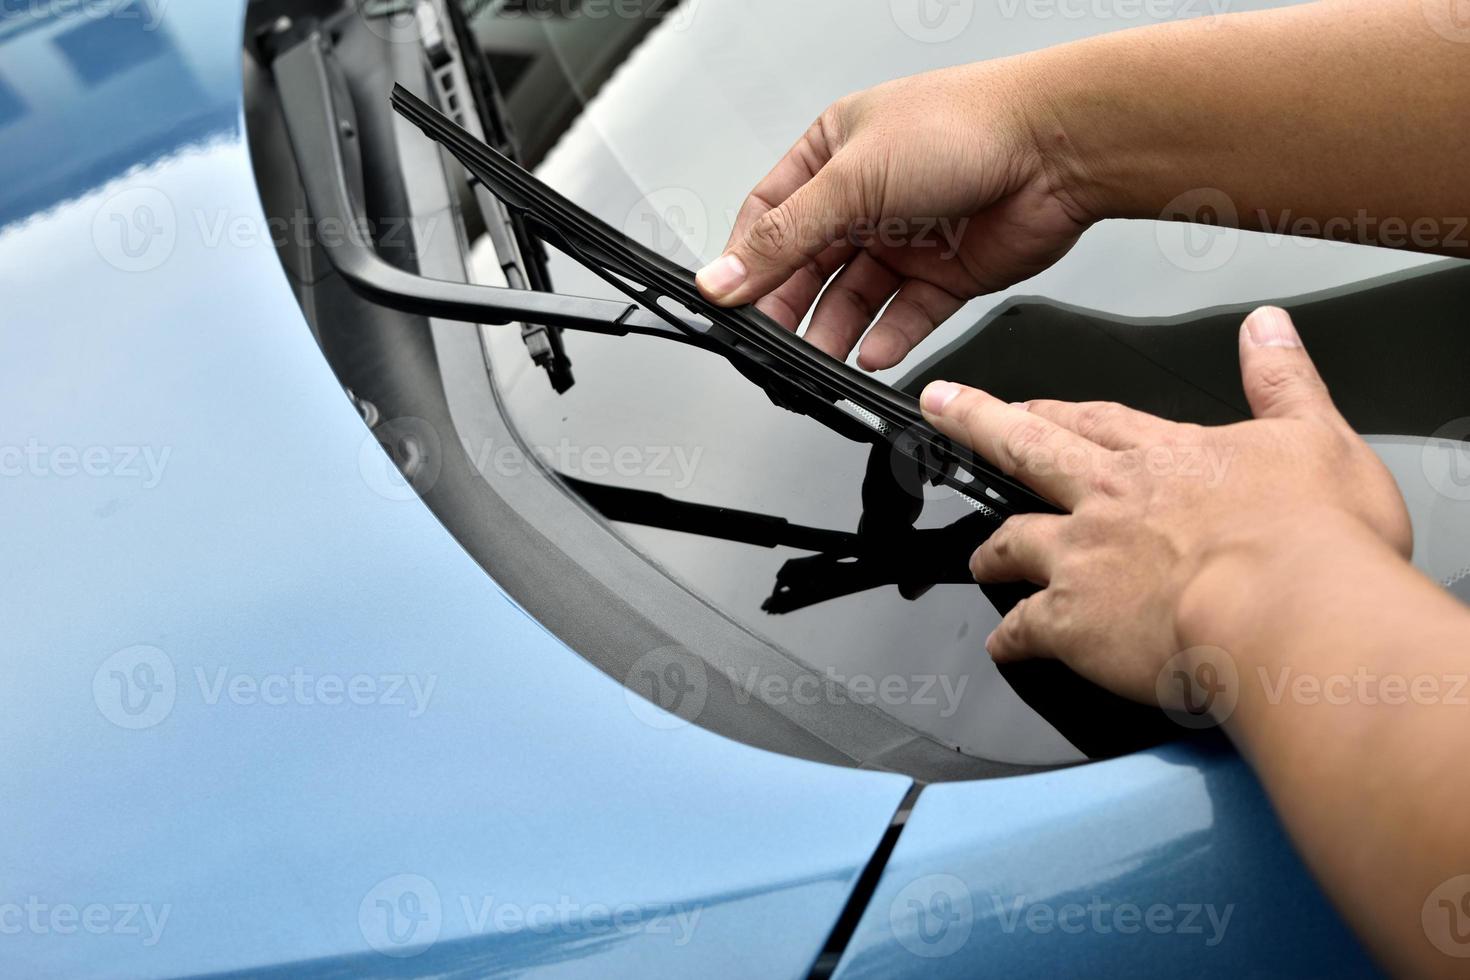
[1174,511,1396,659]
[1014,32,1178,224]
[1013,14,1276,224]
[1006,49,1113,227]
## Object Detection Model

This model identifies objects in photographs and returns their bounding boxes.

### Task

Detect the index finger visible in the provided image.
[724,118,836,255]
[920,382,1111,510]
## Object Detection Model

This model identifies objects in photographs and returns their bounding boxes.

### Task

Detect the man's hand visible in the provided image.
[930,308,1470,979]
[697,1,1468,371]
[694,62,1092,370]
[921,306,1413,704]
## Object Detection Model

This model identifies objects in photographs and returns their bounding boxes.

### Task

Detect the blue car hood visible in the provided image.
[0,4,910,977]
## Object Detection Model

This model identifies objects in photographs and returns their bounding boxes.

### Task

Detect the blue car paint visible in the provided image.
[835,740,1378,977]
[0,2,1379,977]
[0,4,910,977]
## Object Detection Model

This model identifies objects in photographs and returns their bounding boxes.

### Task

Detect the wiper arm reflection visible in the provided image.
[561,442,1001,614]
[563,475,995,613]
[563,446,1177,759]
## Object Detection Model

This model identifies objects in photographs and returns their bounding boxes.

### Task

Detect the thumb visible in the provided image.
[697,166,855,307]
[1238,306,1338,421]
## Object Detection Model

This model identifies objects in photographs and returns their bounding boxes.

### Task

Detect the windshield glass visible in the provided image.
[453,0,1468,766]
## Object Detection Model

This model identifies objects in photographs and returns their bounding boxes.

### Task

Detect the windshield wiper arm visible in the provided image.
[273,31,722,352]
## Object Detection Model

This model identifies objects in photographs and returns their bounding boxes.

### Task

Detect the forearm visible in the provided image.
[1182,517,1470,977]
[1023,0,1470,255]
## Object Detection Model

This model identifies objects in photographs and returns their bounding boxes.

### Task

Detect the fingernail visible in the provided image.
[984,630,997,654]
[1245,306,1302,349]
[921,381,961,416]
[696,254,747,298]
[1010,401,1030,412]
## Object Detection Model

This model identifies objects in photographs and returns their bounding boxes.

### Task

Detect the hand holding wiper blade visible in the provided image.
[390,84,1057,518]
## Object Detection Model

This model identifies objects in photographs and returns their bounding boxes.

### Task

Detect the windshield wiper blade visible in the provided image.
[438,0,576,393]
[390,84,1056,518]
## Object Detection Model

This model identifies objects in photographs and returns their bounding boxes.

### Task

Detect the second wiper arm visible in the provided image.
[272,32,714,351]
[390,84,1055,517]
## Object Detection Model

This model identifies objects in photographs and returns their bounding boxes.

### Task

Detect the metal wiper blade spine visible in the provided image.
[390,84,1054,517]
